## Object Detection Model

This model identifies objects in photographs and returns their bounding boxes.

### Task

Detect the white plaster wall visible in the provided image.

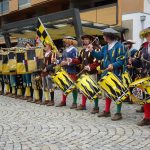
[144,0,150,14]
[122,13,150,49]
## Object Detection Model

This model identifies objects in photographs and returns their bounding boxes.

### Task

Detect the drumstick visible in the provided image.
[90,37,99,45]
[76,68,85,77]
[86,37,99,51]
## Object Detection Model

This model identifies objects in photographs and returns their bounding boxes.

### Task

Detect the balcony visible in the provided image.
[19,0,31,10]
[80,3,118,26]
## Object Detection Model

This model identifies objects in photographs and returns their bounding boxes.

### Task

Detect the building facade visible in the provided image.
[122,0,150,49]
[0,0,119,47]
[0,0,149,48]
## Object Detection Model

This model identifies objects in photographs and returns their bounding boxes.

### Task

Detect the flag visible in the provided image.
[2,52,9,74]
[26,48,44,72]
[8,51,17,73]
[36,18,58,53]
[16,50,26,74]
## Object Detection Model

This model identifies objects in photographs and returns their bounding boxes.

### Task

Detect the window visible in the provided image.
[0,2,2,13]
[2,0,9,12]
[70,0,117,10]
[94,0,117,7]
[19,0,31,9]
[0,0,9,14]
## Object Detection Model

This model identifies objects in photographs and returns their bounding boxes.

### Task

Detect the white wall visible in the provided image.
[122,13,150,49]
[144,0,150,14]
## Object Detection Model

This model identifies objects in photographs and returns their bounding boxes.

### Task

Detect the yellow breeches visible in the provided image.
[5,84,10,93]
[44,91,49,101]
[12,87,16,94]
[17,88,22,96]
[25,87,31,97]
[34,89,39,100]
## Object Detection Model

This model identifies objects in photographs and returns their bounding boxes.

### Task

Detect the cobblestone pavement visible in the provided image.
[0,90,150,150]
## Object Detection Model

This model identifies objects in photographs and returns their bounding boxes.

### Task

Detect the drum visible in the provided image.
[75,74,101,101]
[98,72,129,104]
[122,71,132,88]
[52,69,75,95]
[129,77,150,105]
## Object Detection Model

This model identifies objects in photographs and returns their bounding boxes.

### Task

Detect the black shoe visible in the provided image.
[111,113,122,121]
[137,119,150,126]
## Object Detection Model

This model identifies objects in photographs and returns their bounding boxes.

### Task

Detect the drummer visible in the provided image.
[88,28,125,121]
[67,35,100,114]
[131,27,150,126]
[56,36,78,109]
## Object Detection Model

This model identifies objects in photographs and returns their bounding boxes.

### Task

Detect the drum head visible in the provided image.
[130,77,150,87]
[52,69,73,94]
[129,77,150,104]
[75,74,101,101]
[99,72,128,102]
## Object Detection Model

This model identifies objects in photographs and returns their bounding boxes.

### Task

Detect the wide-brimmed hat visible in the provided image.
[81,35,95,41]
[63,36,76,40]
[140,27,150,38]
[101,28,119,34]
[63,36,77,46]
[123,40,135,44]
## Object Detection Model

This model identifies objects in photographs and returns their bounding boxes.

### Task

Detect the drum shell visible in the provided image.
[122,72,132,88]
[75,74,101,101]
[98,72,129,103]
[52,69,74,95]
[129,77,150,105]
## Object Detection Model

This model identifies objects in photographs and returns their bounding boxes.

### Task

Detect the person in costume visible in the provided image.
[30,70,43,104]
[15,74,24,98]
[56,36,78,109]
[124,40,138,81]
[8,49,19,98]
[131,27,150,126]
[9,75,17,98]
[67,35,100,114]
[0,52,4,95]
[122,40,138,104]
[3,75,10,95]
[88,28,125,121]
[28,36,44,104]
[40,41,55,106]
[1,50,11,96]
[22,42,34,101]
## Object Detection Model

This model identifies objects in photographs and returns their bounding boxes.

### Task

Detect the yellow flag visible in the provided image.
[36,18,58,53]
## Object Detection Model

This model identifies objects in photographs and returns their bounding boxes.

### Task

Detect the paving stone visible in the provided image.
[0,91,150,150]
